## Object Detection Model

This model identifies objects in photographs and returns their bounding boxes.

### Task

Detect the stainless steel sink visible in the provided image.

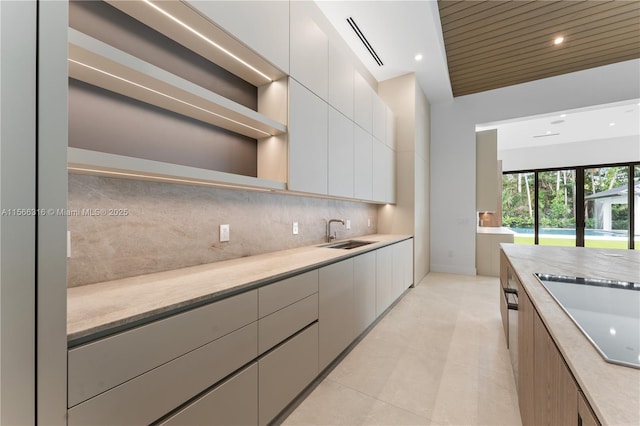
[321,240,375,250]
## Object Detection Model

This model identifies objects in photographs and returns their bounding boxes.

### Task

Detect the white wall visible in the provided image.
[430,59,640,275]
[500,135,640,172]
[0,1,37,423]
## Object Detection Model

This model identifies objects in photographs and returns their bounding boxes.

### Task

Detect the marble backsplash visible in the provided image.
[68,174,378,287]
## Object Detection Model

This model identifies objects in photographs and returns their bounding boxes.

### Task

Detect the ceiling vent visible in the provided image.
[346,16,383,67]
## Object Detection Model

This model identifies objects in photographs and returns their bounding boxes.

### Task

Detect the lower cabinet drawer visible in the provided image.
[68,290,257,407]
[258,270,318,318]
[258,323,319,426]
[258,293,318,354]
[68,322,257,426]
[157,363,258,426]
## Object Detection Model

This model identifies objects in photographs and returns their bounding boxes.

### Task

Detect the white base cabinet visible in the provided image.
[394,238,414,291]
[68,323,258,426]
[375,244,394,316]
[319,259,355,371]
[258,323,319,426]
[158,363,258,426]
[353,251,377,337]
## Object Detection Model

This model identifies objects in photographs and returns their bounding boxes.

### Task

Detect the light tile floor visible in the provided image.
[283,272,523,426]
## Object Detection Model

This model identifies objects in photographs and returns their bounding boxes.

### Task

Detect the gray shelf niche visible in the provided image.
[68,0,288,191]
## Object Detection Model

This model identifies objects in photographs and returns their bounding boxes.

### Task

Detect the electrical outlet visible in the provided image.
[220,224,230,242]
[293,221,299,235]
[345,219,351,230]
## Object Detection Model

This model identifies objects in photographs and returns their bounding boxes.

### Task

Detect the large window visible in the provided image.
[503,162,638,250]
[584,166,629,249]
[502,172,535,244]
[538,169,576,247]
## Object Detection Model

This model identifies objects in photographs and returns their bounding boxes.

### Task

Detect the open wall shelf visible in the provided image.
[105,0,286,87]
[69,29,286,140]
[68,147,287,192]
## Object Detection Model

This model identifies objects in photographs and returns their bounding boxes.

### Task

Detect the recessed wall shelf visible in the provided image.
[68,148,287,192]
[104,0,286,86]
[68,28,286,140]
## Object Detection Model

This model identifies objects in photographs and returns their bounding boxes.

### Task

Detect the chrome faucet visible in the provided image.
[326,219,345,243]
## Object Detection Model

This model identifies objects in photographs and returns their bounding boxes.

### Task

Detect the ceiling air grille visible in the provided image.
[346,16,383,67]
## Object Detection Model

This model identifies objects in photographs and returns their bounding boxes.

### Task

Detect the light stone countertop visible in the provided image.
[67,234,411,345]
[476,226,516,236]
[501,244,640,426]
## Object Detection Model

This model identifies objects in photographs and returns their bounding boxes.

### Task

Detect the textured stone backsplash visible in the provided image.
[68,174,378,287]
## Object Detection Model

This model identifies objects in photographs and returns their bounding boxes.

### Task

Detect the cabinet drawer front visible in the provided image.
[68,322,258,426]
[259,293,318,354]
[69,290,257,407]
[258,323,319,426]
[258,270,318,318]
[158,363,258,426]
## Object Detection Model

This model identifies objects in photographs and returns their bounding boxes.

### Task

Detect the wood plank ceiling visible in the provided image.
[437,0,640,97]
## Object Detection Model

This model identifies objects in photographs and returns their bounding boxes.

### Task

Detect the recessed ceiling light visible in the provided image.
[560,114,567,118]
[546,130,552,134]
[553,36,564,45]
[414,53,423,61]
[609,122,616,126]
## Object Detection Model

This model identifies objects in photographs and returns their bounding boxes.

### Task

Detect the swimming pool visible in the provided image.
[509,227,629,238]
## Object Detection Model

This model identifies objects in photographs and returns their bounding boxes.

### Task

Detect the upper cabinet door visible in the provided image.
[186,1,290,75]
[354,125,373,201]
[328,107,355,199]
[385,106,396,150]
[288,79,328,195]
[372,139,395,203]
[328,43,354,120]
[354,73,373,133]
[290,1,328,100]
[372,95,386,142]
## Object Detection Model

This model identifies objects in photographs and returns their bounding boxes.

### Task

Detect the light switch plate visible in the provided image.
[293,221,299,235]
[220,224,230,242]
[367,218,371,228]
[346,219,351,230]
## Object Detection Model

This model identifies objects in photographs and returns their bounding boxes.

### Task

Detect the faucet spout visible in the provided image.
[326,219,345,243]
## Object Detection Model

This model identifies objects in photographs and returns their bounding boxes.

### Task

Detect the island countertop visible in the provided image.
[501,244,640,426]
[67,234,412,345]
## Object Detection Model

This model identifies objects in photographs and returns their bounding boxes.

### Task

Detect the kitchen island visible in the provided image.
[501,244,639,426]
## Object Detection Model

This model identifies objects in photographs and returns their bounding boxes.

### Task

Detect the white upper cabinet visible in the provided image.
[328,43,354,119]
[354,125,373,201]
[372,138,395,203]
[288,78,328,195]
[185,1,290,75]
[385,105,396,150]
[328,107,355,199]
[354,73,373,133]
[290,1,328,100]
[372,95,386,142]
